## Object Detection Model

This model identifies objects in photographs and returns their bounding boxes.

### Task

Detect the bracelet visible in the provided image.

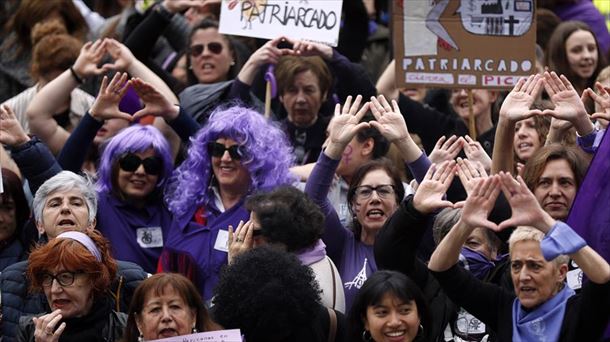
[69,67,85,84]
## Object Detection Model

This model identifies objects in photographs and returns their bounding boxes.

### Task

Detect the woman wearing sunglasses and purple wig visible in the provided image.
[159,105,295,301]
[94,124,174,274]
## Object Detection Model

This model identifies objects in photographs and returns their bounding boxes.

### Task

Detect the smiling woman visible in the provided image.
[348,270,430,342]
[160,105,295,301]
[18,230,126,342]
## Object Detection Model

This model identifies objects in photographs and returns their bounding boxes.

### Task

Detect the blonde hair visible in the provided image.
[508,226,569,266]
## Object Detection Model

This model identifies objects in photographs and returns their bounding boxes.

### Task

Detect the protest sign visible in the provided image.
[393,0,536,89]
[149,329,242,342]
[219,0,343,46]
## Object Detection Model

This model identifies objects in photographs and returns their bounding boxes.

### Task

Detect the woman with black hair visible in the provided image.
[348,270,431,342]
[212,246,346,342]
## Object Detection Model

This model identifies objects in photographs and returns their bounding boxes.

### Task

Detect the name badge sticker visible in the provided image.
[136,227,163,248]
[214,229,229,253]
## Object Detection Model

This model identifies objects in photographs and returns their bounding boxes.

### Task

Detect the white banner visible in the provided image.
[148,329,242,342]
[219,0,343,46]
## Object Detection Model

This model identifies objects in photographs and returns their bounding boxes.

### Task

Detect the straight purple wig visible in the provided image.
[165,106,296,219]
[96,125,173,195]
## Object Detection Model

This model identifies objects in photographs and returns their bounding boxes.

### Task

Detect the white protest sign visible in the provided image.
[219,0,343,46]
[149,329,242,342]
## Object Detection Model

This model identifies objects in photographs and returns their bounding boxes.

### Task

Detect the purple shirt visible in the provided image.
[161,196,250,301]
[96,191,174,274]
[305,153,379,310]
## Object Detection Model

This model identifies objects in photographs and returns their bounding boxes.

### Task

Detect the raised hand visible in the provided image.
[72,39,108,78]
[542,71,594,136]
[463,135,491,172]
[324,95,370,159]
[0,104,29,146]
[238,36,293,84]
[497,172,555,232]
[89,72,133,122]
[456,157,488,196]
[584,82,610,128]
[428,135,463,165]
[289,38,333,60]
[412,161,456,214]
[458,176,500,231]
[228,220,255,264]
[369,95,410,143]
[101,38,135,72]
[499,74,544,122]
[32,309,66,342]
[130,77,179,121]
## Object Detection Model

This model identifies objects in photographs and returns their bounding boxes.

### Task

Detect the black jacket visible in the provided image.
[0,260,147,342]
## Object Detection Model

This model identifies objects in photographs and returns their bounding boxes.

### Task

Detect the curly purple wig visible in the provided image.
[165,106,296,218]
[96,125,173,195]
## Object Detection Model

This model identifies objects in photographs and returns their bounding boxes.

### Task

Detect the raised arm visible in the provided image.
[428,176,500,272]
[369,95,423,164]
[375,59,399,101]
[25,39,107,155]
[491,74,543,175]
[1,104,61,194]
[542,71,595,138]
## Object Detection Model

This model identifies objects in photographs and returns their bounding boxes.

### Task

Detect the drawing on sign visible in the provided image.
[458,0,533,36]
[423,0,533,52]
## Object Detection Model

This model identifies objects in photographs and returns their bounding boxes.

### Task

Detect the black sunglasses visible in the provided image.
[207,142,244,160]
[189,42,223,57]
[118,153,162,175]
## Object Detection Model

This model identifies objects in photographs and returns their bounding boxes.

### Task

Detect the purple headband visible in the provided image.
[56,231,102,262]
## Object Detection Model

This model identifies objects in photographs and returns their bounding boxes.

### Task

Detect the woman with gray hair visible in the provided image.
[31,171,98,241]
[428,173,610,341]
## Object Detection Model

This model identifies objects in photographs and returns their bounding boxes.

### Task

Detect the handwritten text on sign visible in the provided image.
[219,0,343,46]
[148,329,242,342]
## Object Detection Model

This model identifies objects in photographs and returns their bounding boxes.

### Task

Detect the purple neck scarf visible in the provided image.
[296,240,326,266]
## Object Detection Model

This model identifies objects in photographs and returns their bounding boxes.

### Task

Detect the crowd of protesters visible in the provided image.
[1,0,610,341]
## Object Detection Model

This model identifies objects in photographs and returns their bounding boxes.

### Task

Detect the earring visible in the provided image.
[417,323,424,337]
[192,327,198,333]
[230,60,236,66]
[138,334,144,342]
[362,330,372,341]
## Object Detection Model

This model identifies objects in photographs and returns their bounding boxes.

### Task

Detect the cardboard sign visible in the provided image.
[393,0,536,89]
[219,0,343,46]
[149,329,242,342]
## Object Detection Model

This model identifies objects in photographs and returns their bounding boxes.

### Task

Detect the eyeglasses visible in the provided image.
[41,271,85,287]
[207,142,244,160]
[354,185,395,200]
[189,42,223,57]
[119,153,162,175]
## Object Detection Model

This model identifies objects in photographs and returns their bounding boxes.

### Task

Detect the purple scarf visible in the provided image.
[512,285,574,342]
[296,240,326,266]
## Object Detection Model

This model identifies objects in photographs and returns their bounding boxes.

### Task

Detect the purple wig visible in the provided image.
[165,106,296,218]
[96,124,173,195]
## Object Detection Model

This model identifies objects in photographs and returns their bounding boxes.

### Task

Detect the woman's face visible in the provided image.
[352,169,399,236]
[210,137,251,195]
[565,29,598,80]
[510,240,567,309]
[0,195,17,242]
[94,118,130,146]
[38,188,93,239]
[513,117,542,162]
[42,267,94,318]
[116,148,160,202]
[136,285,197,340]
[533,159,577,221]
[189,28,234,84]
[364,293,420,342]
